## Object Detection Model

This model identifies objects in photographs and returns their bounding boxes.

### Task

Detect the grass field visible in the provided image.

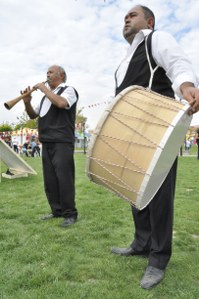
[0,146,199,299]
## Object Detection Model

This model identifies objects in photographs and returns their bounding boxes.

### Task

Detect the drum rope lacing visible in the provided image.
[112,111,168,127]
[88,170,137,206]
[90,135,147,173]
[88,168,137,193]
[93,133,156,149]
[88,130,147,194]
[106,90,182,148]
[125,94,181,111]
[109,113,159,148]
[90,155,146,174]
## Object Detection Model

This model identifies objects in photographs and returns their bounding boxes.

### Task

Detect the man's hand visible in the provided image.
[180,83,199,115]
[33,82,49,94]
[20,86,38,119]
[20,86,32,104]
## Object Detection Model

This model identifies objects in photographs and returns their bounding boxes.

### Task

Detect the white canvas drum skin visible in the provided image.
[86,86,192,210]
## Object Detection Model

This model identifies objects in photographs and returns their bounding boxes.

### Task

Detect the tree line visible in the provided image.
[0,108,87,133]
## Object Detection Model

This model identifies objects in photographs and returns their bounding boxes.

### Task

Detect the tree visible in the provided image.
[76,108,87,128]
[0,107,87,132]
[0,123,13,132]
[16,111,38,129]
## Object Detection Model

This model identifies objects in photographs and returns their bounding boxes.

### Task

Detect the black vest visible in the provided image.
[38,86,78,143]
[115,32,174,98]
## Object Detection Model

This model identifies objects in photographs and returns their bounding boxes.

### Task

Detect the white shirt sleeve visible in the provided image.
[62,86,78,109]
[34,105,40,115]
[37,85,78,117]
[151,30,198,97]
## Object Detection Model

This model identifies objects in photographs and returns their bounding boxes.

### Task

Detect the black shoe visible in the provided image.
[111,246,148,257]
[140,266,164,289]
[60,217,77,227]
[41,214,61,220]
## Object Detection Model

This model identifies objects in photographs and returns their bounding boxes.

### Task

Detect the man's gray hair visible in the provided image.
[57,66,67,82]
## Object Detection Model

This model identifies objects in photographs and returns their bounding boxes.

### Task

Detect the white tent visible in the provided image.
[0,138,37,181]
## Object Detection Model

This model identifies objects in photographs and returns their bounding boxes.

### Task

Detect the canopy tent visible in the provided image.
[0,138,37,181]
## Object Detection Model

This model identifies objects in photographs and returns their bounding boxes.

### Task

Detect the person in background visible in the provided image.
[30,137,40,157]
[111,5,199,290]
[21,65,78,227]
[22,142,29,157]
[195,128,199,159]
[30,138,37,157]
[35,139,41,157]
[12,140,19,154]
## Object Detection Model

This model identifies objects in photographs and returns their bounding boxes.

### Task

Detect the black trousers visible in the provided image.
[131,158,178,270]
[42,142,78,218]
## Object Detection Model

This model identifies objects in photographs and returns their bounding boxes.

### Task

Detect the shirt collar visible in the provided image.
[125,29,152,56]
[51,82,66,92]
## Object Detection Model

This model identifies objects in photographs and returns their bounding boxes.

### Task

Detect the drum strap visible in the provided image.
[145,33,159,90]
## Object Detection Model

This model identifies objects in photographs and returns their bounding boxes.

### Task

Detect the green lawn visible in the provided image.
[0,148,198,299]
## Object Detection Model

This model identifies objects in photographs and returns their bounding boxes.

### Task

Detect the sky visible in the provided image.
[1,0,199,130]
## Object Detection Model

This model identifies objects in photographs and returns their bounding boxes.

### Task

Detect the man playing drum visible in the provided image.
[111,5,199,289]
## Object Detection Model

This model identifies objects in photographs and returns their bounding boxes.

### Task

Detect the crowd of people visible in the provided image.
[21,139,41,157]
[3,135,41,157]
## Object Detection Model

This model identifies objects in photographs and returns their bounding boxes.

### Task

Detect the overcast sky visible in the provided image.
[0,0,199,129]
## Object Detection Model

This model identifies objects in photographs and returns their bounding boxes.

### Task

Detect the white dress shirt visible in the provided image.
[116,29,198,97]
[35,83,77,117]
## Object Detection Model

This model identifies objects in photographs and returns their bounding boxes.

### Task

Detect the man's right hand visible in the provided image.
[20,86,32,103]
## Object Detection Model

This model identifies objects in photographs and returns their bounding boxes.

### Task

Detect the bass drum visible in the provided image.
[86,86,191,210]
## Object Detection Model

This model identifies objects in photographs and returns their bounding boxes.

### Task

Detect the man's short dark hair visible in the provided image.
[140,5,155,29]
